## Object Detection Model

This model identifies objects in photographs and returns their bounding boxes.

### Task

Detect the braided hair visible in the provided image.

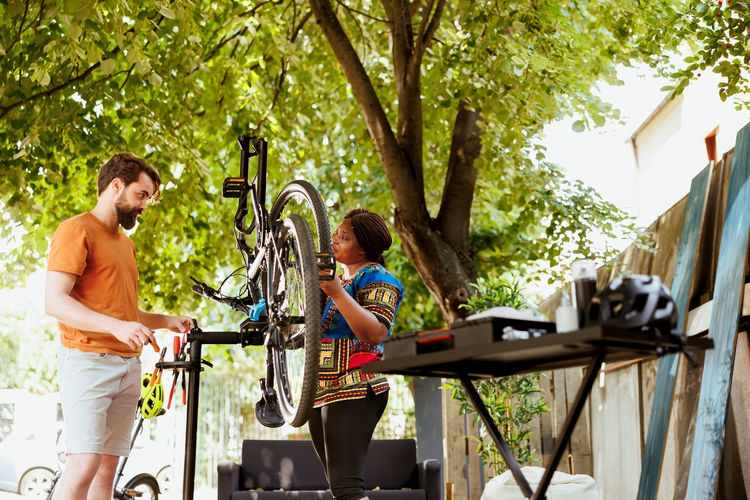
[344,208,392,267]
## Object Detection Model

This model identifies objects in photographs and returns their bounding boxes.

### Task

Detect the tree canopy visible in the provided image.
[643,0,750,106]
[2,0,742,328]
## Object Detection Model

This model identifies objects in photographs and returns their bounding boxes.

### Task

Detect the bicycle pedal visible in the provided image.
[222,177,247,198]
[317,253,336,280]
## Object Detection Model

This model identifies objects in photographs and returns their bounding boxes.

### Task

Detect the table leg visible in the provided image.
[458,374,533,498]
[532,349,606,500]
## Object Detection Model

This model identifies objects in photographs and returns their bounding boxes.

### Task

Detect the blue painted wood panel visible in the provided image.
[637,164,711,499]
[686,122,750,499]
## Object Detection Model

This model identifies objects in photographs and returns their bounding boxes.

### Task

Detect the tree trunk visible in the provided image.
[309,0,477,323]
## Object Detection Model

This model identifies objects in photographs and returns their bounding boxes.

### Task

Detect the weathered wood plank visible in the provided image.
[729,330,750,495]
[551,369,569,471]
[443,390,470,500]
[537,373,554,465]
[674,349,705,499]
[591,365,642,500]
[638,164,712,500]
[651,195,689,286]
[692,155,730,304]
[686,122,750,499]
[563,367,592,475]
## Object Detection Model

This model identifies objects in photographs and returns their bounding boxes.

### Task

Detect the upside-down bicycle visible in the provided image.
[190,135,333,427]
[160,136,334,499]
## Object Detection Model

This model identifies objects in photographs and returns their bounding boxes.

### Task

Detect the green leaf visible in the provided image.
[148,72,163,86]
[159,5,176,19]
[572,120,586,133]
[100,58,116,74]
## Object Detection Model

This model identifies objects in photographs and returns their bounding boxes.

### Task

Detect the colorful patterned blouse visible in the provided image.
[315,263,404,408]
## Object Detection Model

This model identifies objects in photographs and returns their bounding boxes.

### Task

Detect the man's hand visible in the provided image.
[112,321,157,351]
[165,315,194,333]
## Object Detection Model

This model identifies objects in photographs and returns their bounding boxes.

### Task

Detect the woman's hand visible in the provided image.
[319,269,345,298]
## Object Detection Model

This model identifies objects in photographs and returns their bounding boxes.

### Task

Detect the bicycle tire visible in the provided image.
[121,473,159,500]
[269,180,332,254]
[45,471,60,500]
[269,214,321,427]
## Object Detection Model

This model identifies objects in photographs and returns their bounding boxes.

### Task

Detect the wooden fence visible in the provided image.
[532,149,750,499]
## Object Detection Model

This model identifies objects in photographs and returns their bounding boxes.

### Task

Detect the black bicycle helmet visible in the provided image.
[593,275,678,334]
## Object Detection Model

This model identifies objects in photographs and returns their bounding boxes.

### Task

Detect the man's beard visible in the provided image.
[115,193,142,230]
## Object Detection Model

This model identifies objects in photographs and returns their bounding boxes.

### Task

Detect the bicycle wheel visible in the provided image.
[269,214,320,427]
[121,473,159,500]
[270,180,332,254]
[45,471,61,500]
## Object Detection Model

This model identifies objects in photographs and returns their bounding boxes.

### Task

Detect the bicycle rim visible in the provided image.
[271,214,320,427]
[269,180,332,254]
[122,473,160,500]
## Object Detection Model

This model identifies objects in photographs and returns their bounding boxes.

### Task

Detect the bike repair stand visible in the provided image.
[156,318,274,500]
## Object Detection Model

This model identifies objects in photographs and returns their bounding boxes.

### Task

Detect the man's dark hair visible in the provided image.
[97,153,161,200]
[344,208,393,267]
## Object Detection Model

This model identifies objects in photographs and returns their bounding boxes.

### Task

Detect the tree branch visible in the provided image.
[415,0,434,47]
[202,27,248,64]
[34,0,46,29]
[436,100,482,249]
[0,60,103,119]
[335,0,391,23]
[119,64,135,91]
[237,0,284,18]
[0,13,167,119]
[384,0,426,197]
[385,0,414,77]
[290,9,313,43]
[1,0,30,61]
[420,0,444,49]
[308,0,424,216]
[253,62,287,134]
[253,10,311,132]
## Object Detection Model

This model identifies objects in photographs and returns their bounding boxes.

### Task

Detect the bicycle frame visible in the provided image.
[225,136,284,317]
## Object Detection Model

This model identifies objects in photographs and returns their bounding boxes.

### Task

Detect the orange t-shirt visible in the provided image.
[47,212,141,357]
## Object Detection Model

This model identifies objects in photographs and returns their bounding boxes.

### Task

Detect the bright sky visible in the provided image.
[541,63,670,218]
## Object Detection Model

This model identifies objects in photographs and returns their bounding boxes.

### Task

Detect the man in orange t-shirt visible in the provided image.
[45,153,193,500]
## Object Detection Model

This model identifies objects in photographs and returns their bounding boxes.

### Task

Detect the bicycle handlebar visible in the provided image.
[190,277,249,315]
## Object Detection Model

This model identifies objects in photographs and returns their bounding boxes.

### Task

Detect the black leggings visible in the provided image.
[308,387,388,500]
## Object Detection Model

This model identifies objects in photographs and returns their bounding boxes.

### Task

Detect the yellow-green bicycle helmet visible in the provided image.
[140,372,165,419]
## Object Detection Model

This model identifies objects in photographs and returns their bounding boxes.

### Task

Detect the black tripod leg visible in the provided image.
[183,337,203,500]
[458,374,534,499]
[532,350,606,500]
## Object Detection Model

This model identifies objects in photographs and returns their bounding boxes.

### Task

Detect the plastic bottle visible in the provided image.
[555,291,578,333]
[571,259,597,328]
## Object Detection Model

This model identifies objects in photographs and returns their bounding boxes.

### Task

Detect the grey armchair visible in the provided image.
[217,439,441,500]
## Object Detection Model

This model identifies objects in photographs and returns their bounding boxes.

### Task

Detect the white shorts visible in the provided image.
[57,347,141,456]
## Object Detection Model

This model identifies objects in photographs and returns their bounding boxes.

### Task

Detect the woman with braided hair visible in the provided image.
[310,208,404,500]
